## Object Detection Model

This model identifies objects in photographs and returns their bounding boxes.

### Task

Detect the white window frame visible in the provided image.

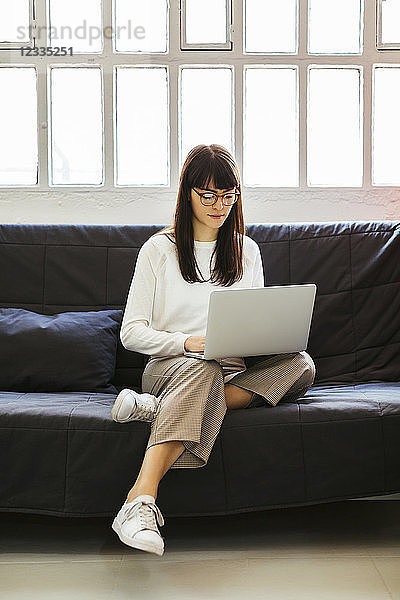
[112,0,169,54]
[47,64,105,187]
[243,64,299,188]
[178,64,235,172]
[1,0,400,192]
[307,0,364,56]
[371,62,400,186]
[113,64,170,187]
[46,0,104,54]
[0,63,39,186]
[180,0,233,51]
[243,0,299,56]
[0,0,36,50]
[306,64,364,188]
[376,0,400,50]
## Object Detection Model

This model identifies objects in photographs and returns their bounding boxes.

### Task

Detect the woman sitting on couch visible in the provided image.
[110,143,316,557]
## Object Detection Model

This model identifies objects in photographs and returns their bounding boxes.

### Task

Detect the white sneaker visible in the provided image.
[111,388,160,423]
[112,494,165,556]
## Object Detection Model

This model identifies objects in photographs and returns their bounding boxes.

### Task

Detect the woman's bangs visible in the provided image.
[193,159,238,192]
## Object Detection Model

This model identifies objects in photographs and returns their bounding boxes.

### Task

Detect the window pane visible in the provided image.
[114,0,168,53]
[180,67,233,170]
[308,0,362,54]
[48,0,103,53]
[0,67,38,187]
[373,67,400,185]
[185,0,227,45]
[0,68,37,185]
[115,67,169,186]
[308,67,363,187]
[244,67,298,187]
[244,0,297,54]
[0,0,31,43]
[381,0,400,45]
[49,68,103,186]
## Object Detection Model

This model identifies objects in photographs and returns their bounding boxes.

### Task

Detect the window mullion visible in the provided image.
[169,0,180,190]
[34,0,48,190]
[169,63,179,191]
[233,0,243,178]
[103,0,113,190]
[299,0,307,189]
[363,0,376,190]
[234,64,243,182]
[36,63,48,189]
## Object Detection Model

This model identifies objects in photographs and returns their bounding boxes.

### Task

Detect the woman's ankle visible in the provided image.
[126,486,158,503]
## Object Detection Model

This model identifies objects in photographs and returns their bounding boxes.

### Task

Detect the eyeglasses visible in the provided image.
[193,188,240,207]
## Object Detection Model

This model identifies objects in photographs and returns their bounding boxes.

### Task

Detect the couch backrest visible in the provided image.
[1,221,399,389]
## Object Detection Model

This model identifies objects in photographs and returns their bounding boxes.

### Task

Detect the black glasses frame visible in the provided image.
[193,187,240,207]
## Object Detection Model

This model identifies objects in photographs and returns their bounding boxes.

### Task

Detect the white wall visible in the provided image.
[1,188,399,225]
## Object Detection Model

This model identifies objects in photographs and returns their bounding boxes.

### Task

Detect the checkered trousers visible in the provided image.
[141,351,316,469]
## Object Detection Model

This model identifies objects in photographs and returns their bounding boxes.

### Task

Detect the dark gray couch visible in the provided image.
[0,221,399,518]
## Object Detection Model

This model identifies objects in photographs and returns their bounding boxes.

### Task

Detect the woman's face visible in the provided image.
[190,178,236,239]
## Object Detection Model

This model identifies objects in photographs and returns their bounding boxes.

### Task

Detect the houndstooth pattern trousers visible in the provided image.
[141,351,316,469]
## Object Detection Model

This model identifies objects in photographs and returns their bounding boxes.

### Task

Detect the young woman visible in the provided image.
[111,144,316,556]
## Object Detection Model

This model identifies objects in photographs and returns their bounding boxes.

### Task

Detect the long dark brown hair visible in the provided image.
[153,144,246,286]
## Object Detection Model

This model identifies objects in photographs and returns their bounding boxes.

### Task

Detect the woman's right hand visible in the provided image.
[184,335,206,352]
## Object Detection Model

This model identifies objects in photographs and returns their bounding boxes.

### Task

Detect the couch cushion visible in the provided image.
[0,383,398,517]
[0,308,122,393]
[220,382,400,512]
[1,221,399,388]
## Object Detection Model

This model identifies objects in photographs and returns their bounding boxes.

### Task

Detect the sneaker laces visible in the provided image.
[124,497,165,531]
[131,393,158,421]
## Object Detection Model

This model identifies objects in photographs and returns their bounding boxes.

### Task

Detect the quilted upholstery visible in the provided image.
[0,221,399,518]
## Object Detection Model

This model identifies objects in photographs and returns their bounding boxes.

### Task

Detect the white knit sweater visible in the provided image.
[120,231,265,383]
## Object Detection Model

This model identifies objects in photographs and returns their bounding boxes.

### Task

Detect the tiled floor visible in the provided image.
[0,500,399,599]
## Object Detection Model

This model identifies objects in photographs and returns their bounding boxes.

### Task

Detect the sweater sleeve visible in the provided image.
[120,240,192,357]
[252,244,265,288]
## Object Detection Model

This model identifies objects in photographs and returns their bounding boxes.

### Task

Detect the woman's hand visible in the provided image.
[184,335,206,352]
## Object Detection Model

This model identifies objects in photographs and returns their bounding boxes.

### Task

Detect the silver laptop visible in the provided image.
[183,284,317,360]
